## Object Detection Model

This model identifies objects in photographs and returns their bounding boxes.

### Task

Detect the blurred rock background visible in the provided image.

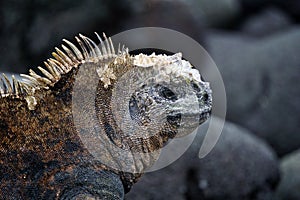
[1,0,300,199]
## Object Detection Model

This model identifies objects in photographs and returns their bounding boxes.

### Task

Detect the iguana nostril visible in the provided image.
[191,82,201,93]
[203,93,209,102]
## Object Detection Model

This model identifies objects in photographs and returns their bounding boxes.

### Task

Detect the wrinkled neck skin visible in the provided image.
[69,55,212,175]
[72,59,172,175]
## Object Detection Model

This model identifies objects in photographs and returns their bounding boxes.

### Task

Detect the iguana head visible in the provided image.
[91,48,213,174]
[126,52,212,139]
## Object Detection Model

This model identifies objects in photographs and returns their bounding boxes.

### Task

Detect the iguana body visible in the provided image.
[0,33,212,199]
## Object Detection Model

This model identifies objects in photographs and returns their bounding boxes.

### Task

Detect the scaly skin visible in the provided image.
[0,33,212,199]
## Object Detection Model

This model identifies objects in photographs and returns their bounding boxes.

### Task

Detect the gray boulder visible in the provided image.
[205,28,300,155]
[125,119,279,200]
[276,150,300,200]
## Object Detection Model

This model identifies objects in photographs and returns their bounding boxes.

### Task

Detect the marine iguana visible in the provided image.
[0,33,212,199]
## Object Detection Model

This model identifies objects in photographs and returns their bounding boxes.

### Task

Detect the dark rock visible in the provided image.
[121,0,205,43]
[273,0,300,22]
[0,0,132,73]
[205,28,300,156]
[238,0,271,13]
[238,0,300,23]
[125,119,279,200]
[241,7,292,37]
[184,0,241,28]
[276,150,300,200]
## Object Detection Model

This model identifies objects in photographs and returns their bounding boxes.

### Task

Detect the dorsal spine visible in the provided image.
[0,33,127,99]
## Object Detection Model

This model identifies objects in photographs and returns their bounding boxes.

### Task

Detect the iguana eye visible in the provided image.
[156,85,177,101]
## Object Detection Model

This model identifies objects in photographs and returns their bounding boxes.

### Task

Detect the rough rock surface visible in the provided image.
[126,119,279,200]
[205,28,300,156]
[276,150,300,200]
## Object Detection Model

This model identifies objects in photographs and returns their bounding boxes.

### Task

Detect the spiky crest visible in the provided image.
[0,33,128,99]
